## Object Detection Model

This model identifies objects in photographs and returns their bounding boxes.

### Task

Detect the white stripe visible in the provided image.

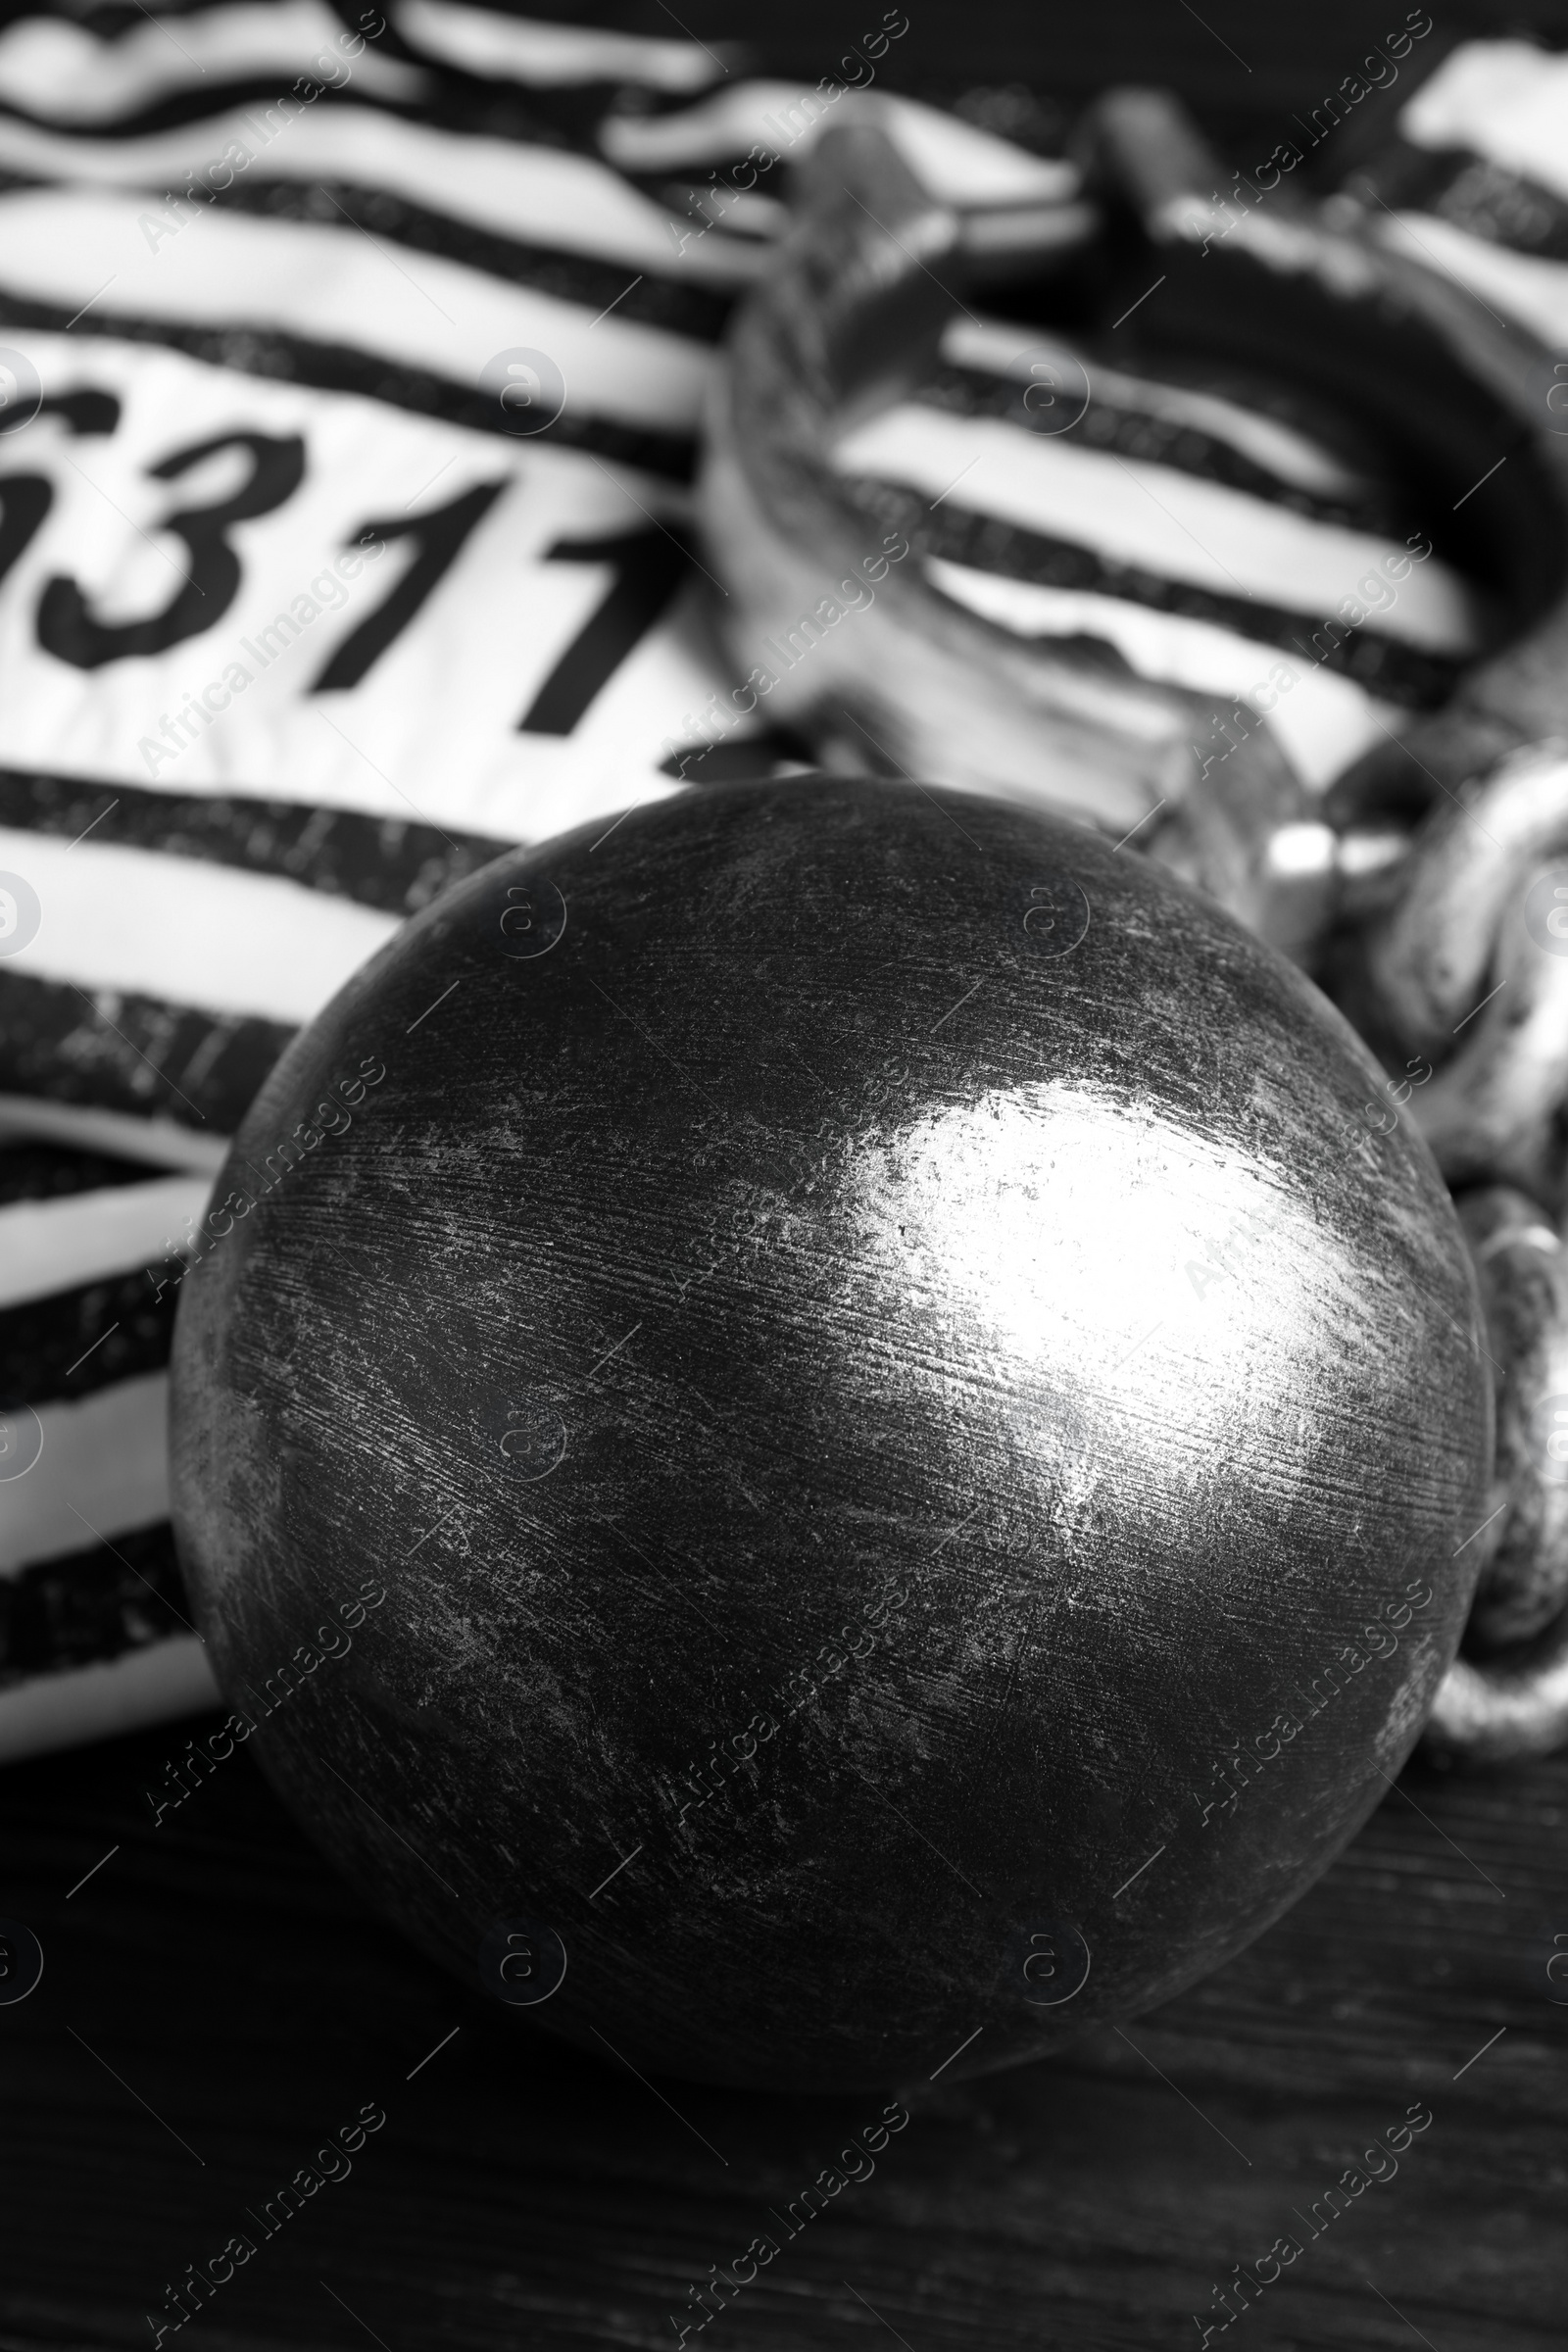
[0,1370,168,1574]
[941,318,1370,501]
[0,1097,229,1169]
[0,1634,219,1766]
[1400,39,1568,208]
[0,1173,214,1310]
[0,826,400,1024]
[0,189,712,434]
[834,405,1486,651]
[0,104,758,287]
[395,0,724,92]
[1380,210,1568,346]
[876,95,1079,209]
[924,558,1401,792]
[0,2,423,125]
[601,81,1079,209]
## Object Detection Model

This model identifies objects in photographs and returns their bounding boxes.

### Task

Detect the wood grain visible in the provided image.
[2,1715,1563,2350]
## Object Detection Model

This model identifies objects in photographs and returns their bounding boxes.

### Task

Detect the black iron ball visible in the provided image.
[171,776,1489,2092]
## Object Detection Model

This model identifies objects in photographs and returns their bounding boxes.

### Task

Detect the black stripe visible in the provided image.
[0,1139,162,1205]
[0,1519,190,1683]
[189,173,733,343]
[0,765,510,915]
[0,56,693,167]
[0,74,622,157]
[922,367,1408,538]
[40,0,246,18]
[1349,140,1568,263]
[0,1263,175,1406]
[0,72,442,146]
[849,477,1464,709]
[0,970,291,1135]
[35,0,237,19]
[0,286,697,480]
[660,730,812,784]
[0,0,734,149]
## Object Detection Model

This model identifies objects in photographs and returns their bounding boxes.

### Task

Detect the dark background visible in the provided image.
[589,0,1568,157]
[6,6,1568,2349]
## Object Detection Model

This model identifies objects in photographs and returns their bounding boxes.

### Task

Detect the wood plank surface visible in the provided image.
[2,1718,1563,2350]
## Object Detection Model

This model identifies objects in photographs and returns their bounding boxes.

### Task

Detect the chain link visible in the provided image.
[714,100,1568,1764]
[1454,1189,1568,1650]
[1333,758,1568,1762]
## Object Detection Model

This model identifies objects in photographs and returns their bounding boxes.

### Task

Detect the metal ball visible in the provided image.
[172,776,1489,2091]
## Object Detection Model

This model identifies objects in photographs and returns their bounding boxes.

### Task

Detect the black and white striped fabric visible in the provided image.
[1348,38,1568,349]
[0,0,1048,1759]
[0,1141,212,1757]
[0,0,760,1760]
[0,10,1559,1762]
[834,327,1485,799]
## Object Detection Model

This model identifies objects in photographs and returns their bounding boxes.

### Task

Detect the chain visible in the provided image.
[1314,745,1568,1762]
[705,99,1568,1764]
[1081,93,1568,1763]
[1426,1190,1568,1760]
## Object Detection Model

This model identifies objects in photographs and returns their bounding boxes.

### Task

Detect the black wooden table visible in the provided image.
[3,1720,1563,2350]
[8,3,1568,2346]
